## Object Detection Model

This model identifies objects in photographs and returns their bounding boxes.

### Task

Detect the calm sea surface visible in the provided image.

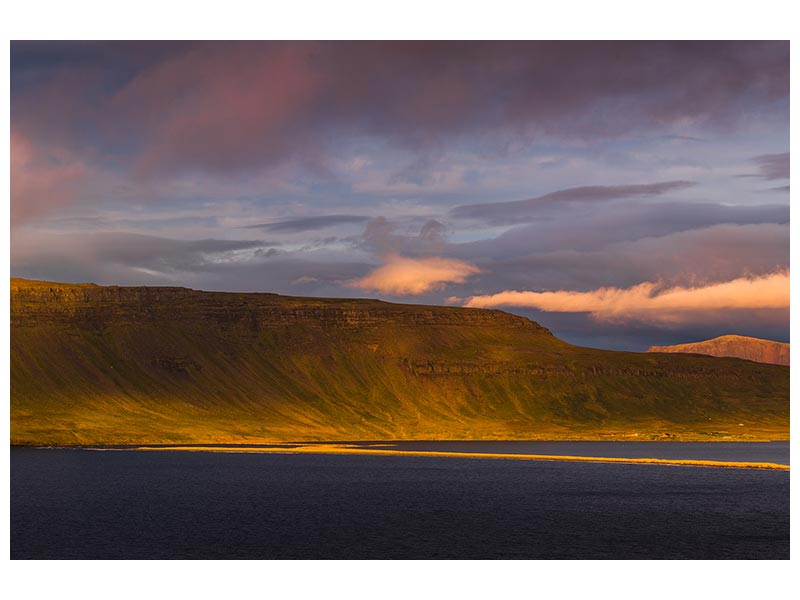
[11,442,789,560]
[353,440,791,464]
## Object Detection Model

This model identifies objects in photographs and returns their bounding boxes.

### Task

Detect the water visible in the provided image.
[356,440,791,464]
[11,443,789,560]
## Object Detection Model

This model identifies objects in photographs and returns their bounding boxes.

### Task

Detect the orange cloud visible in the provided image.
[349,254,480,296]
[464,270,789,323]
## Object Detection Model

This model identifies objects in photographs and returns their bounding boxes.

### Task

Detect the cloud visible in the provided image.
[10,229,374,295]
[451,181,696,223]
[348,254,480,296]
[452,201,789,259]
[11,41,789,180]
[245,214,369,233]
[474,223,790,293]
[464,270,789,324]
[418,219,447,244]
[12,231,274,277]
[601,224,789,285]
[8,41,790,352]
[10,130,89,225]
[752,152,789,180]
[361,217,448,256]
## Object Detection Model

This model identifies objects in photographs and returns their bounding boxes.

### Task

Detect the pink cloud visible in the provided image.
[13,42,788,183]
[348,254,480,296]
[111,43,323,176]
[464,270,789,323]
[10,130,89,226]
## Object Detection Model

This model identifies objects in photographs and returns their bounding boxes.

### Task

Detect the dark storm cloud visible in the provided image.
[245,214,370,233]
[450,181,696,223]
[10,41,192,87]
[11,41,789,180]
[751,152,789,180]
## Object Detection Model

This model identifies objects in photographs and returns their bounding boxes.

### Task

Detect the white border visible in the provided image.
[2,0,796,597]
[2,0,797,40]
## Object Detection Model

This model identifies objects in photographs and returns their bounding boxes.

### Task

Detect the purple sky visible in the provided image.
[10,41,789,350]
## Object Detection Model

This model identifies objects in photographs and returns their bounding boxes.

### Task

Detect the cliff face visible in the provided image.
[11,278,548,331]
[11,279,789,444]
[648,335,789,366]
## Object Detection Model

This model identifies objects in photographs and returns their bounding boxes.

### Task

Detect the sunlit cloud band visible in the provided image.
[464,270,789,323]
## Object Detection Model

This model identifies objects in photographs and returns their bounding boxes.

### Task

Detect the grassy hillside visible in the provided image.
[10,278,789,444]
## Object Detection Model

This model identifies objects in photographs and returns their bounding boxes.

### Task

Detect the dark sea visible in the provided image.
[10,442,789,560]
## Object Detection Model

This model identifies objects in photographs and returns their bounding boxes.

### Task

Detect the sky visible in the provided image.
[9,40,789,350]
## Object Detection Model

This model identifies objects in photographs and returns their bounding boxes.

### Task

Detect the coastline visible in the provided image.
[10,429,791,447]
[120,443,791,470]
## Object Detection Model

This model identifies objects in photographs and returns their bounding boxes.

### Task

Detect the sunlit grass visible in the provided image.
[11,279,789,445]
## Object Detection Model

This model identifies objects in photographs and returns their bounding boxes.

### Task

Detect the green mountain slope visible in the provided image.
[11,278,789,444]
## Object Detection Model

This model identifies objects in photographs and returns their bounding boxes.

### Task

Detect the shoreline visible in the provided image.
[122,443,790,470]
[9,433,791,447]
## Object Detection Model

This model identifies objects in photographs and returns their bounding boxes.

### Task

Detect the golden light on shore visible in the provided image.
[130,444,790,470]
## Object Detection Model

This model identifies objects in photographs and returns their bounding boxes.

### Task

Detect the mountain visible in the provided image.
[647,335,789,366]
[11,278,789,445]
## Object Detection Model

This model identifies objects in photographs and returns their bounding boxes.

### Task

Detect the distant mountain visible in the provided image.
[11,279,789,445]
[648,335,789,366]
